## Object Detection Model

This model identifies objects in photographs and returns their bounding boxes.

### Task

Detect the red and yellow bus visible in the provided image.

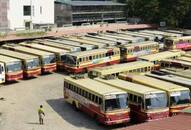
[119,74,191,116]
[0,49,41,78]
[138,50,184,69]
[0,55,23,81]
[62,47,120,73]
[164,36,191,50]
[64,77,130,125]
[95,78,169,122]
[19,42,69,70]
[88,61,154,79]
[2,44,56,73]
[120,41,159,62]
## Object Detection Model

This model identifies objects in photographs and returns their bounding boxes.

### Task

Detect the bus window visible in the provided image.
[170,90,190,106]
[133,95,137,102]
[129,94,133,101]
[89,56,92,60]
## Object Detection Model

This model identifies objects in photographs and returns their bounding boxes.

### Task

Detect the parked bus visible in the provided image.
[160,58,191,70]
[120,41,159,62]
[65,36,107,48]
[2,44,56,73]
[79,36,117,46]
[35,39,81,52]
[64,76,130,125]
[109,33,145,43]
[62,47,120,73]
[164,36,191,50]
[146,71,191,90]
[88,61,154,79]
[164,30,184,35]
[137,32,163,41]
[0,49,41,78]
[119,74,191,116]
[0,55,23,81]
[118,31,155,41]
[140,30,182,38]
[161,68,191,80]
[86,34,128,45]
[138,50,184,69]
[95,78,169,122]
[0,62,5,84]
[46,39,96,51]
[99,33,135,43]
[19,42,69,70]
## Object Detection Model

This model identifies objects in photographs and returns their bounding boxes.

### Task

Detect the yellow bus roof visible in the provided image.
[0,49,38,60]
[95,78,165,96]
[120,74,189,92]
[2,44,54,56]
[64,77,126,96]
[81,36,116,45]
[34,40,80,50]
[90,61,154,76]
[19,42,69,54]
[67,47,119,57]
[139,50,184,61]
[167,36,191,41]
[0,54,21,63]
[177,56,191,62]
[124,41,158,48]
[67,37,107,48]
[161,58,191,66]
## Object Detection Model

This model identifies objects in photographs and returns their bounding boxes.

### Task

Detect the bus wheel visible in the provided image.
[72,101,79,111]
[94,114,101,125]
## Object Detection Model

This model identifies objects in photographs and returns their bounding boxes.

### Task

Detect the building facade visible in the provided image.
[0,0,54,31]
[55,0,126,27]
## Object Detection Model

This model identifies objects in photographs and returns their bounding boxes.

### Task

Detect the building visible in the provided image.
[55,0,126,27]
[0,0,54,31]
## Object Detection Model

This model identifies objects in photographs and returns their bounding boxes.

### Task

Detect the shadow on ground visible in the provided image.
[47,98,111,130]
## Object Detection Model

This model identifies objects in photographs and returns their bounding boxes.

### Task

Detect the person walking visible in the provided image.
[38,105,45,125]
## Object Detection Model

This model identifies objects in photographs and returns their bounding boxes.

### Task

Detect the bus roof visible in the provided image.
[123,41,158,48]
[161,58,191,66]
[95,78,164,95]
[0,54,21,63]
[166,36,191,40]
[67,47,118,57]
[19,42,69,54]
[2,44,54,56]
[81,36,116,45]
[64,77,126,96]
[86,35,128,44]
[0,49,38,60]
[47,39,96,49]
[121,74,189,92]
[110,33,145,42]
[34,40,81,52]
[99,33,133,42]
[139,50,184,61]
[118,31,155,40]
[90,61,154,76]
[177,56,191,62]
[67,37,107,48]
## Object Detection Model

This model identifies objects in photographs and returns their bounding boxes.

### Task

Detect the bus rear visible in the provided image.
[0,62,5,84]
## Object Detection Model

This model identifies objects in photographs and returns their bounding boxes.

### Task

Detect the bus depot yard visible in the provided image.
[1,29,191,130]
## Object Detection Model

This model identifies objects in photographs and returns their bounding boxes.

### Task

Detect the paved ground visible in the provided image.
[0,73,127,130]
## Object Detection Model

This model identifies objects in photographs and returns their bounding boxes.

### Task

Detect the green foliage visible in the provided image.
[126,0,191,27]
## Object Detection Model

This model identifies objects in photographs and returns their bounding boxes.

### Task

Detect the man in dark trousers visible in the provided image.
[38,105,45,125]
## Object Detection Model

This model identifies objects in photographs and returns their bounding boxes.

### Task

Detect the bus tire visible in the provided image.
[94,114,101,125]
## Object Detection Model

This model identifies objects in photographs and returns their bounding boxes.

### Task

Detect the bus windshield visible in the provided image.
[43,55,56,65]
[170,90,190,106]
[61,55,77,66]
[145,93,167,110]
[26,58,40,69]
[6,61,22,73]
[105,94,128,111]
